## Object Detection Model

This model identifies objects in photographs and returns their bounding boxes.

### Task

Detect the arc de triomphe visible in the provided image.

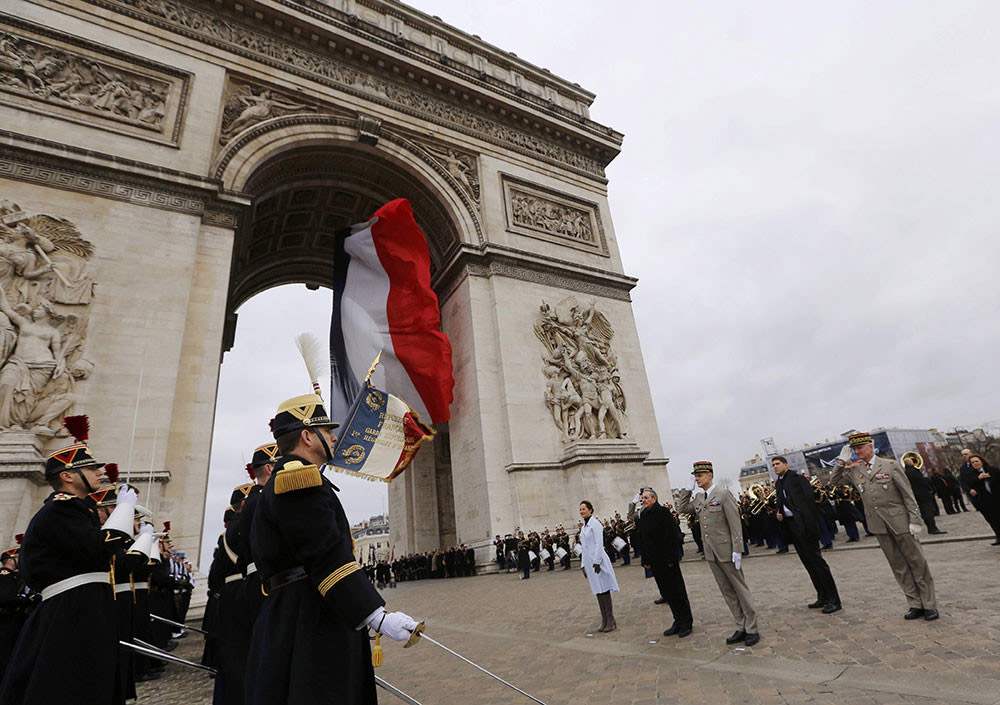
[0,0,669,563]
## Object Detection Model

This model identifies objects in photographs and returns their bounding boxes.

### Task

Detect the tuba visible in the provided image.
[900,451,924,470]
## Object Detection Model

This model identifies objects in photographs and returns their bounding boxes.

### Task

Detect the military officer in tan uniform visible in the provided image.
[831,432,938,621]
[675,461,760,646]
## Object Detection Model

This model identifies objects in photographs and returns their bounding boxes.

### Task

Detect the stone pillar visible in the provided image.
[0,432,47,542]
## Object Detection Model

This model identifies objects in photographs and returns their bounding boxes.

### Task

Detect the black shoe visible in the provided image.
[929,530,947,535]
[744,633,761,646]
[846,538,859,543]
[165,640,178,652]
[136,671,161,682]
[726,630,746,644]
[663,624,679,636]
[865,532,876,537]
[776,548,788,554]
[821,544,832,550]
[904,608,925,620]
[821,603,842,614]
[677,626,693,638]
[924,609,939,621]
[654,597,668,604]
[991,540,1000,546]
[808,599,825,609]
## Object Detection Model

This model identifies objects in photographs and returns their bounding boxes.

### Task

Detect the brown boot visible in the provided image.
[596,593,609,632]
[604,595,617,632]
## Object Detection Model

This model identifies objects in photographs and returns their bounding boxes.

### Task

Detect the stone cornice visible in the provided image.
[506,441,652,472]
[0,130,248,225]
[71,0,616,179]
[435,241,637,305]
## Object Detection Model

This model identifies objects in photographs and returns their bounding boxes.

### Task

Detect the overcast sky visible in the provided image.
[202,1,1000,567]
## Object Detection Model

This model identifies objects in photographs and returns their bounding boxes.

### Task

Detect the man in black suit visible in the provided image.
[772,457,842,613]
[637,488,694,638]
[904,459,946,534]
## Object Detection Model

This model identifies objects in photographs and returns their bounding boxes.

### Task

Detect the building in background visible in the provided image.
[353,514,390,565]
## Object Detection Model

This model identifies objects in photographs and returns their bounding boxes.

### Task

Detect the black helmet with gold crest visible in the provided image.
[45,415,104,479]
[269,394,339,439]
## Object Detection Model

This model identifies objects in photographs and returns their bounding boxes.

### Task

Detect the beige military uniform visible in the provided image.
[831,455,936,609]
[676,486,758,633]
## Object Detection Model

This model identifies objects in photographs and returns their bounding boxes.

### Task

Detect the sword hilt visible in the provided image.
[404,621,424,648]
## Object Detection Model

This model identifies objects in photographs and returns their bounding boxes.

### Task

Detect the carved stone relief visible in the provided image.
[82,0,606,177]
[414,139,480,205]
[0,16,190,145]
[220,79,317,145]
[0,199,96,436]
[502,176,607,255]
[535,296,627,441]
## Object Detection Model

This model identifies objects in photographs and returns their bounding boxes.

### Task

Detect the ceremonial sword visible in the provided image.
[375,676,423,705]
[119,640,217,674]
[406,624,548,705]
[150,613,208,634]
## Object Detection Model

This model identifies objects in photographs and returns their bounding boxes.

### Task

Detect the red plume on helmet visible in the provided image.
[163,521,171,532]
[63,415,90,443]
[15,534,23,545]
[104,463,119,484]
[246,463,255,481]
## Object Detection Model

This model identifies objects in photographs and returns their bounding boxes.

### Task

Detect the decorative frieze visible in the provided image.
[0,14,191,146]
[80,0,606,178]
[502,175,607,256]
[413,139,480,205]
[220,79,318,145]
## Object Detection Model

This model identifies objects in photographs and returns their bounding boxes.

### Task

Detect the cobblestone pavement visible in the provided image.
[140,510,1000,704]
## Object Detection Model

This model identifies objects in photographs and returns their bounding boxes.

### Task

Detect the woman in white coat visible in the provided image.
[579,500,619,632]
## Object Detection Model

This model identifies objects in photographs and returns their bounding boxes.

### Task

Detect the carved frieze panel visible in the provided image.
[0,14,191,146]
[413,139,480,206]
[220,78,321,145]
[0,199,96,437]
[502,175,607,256]
[79,0,606,178]
[535,296,627,442]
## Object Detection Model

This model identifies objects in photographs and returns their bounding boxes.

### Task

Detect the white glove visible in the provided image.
[909,523,922,536]
[837,444,853,465]
[139,522,154,536]
[685,475,697,491]
[117,484,138,505]
[632,493,642,505]
[732,552,742,570]
[367,607,419,642]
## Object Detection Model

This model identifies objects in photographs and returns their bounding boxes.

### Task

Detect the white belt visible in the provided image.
[135,581,149,591]
[41,572,109,602]
[245,562,257,576]
[225,573,242,584]
[114,583,133,595]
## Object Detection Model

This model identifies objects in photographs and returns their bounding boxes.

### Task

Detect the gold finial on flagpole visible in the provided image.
[365,351,383,383]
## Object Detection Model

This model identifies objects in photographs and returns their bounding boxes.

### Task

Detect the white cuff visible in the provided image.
[357,605,385,631]
[130,531,154,558]
[103,501,135,535]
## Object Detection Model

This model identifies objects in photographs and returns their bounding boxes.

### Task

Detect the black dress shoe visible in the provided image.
[928,530,947,535]
[663,624,679,636]
[821,603,842,614]
[726,630,746,644]
[744,633,761,647]
[165,640,178,652]
[677,626,693,638]
[654,597,668,604]
[991,540,1000,546]
[808,599,825,609]
[776,548,789,554]
[846,538,859,543]
[924,609,939,621]
[904,608,925,620]
[135,672,161,682]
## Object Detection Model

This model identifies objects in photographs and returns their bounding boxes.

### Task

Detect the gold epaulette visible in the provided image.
[53,493,73,501]
[274,460,322,494]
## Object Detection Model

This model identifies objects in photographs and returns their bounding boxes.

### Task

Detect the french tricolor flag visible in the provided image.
[330,198,454,426]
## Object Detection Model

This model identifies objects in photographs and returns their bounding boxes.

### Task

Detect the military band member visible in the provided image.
[0,416,137,705]
[0,535,32,686]
[831,433,938,620]
[216,482,254,705]
[246,392,419,705]
[676,462,760,646]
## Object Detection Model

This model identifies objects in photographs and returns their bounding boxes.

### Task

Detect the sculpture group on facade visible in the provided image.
[0,30,169,129]
[535,296,627,441]
[219,81,315,144]
[0,200,95,435]
[511,191,594,243]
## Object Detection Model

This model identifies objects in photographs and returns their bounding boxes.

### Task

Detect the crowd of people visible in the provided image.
[363,545,477,586]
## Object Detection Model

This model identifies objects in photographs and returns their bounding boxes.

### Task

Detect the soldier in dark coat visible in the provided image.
[0,537,33,686]
[246,393,420,705]
[0,418,137,705]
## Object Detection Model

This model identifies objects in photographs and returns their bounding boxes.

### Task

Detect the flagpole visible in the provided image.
[364,351,382,383]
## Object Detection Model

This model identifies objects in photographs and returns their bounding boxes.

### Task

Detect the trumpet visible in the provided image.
[746,484,774,516]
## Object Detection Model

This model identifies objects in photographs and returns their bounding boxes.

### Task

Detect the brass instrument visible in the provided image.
[746,484,774,516]
[809,475,829,502]
[900,451,924,470]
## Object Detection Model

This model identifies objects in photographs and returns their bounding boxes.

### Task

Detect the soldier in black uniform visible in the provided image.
[0,416,137,705]
[0,535,34,686]
[246,393,420,705]
[215,482,254,705]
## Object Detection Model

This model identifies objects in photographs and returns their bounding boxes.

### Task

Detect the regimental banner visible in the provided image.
[329,380,434,483]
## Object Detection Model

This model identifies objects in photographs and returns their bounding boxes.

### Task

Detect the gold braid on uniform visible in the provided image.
[317,562,362,596]
[274,461,322,494]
